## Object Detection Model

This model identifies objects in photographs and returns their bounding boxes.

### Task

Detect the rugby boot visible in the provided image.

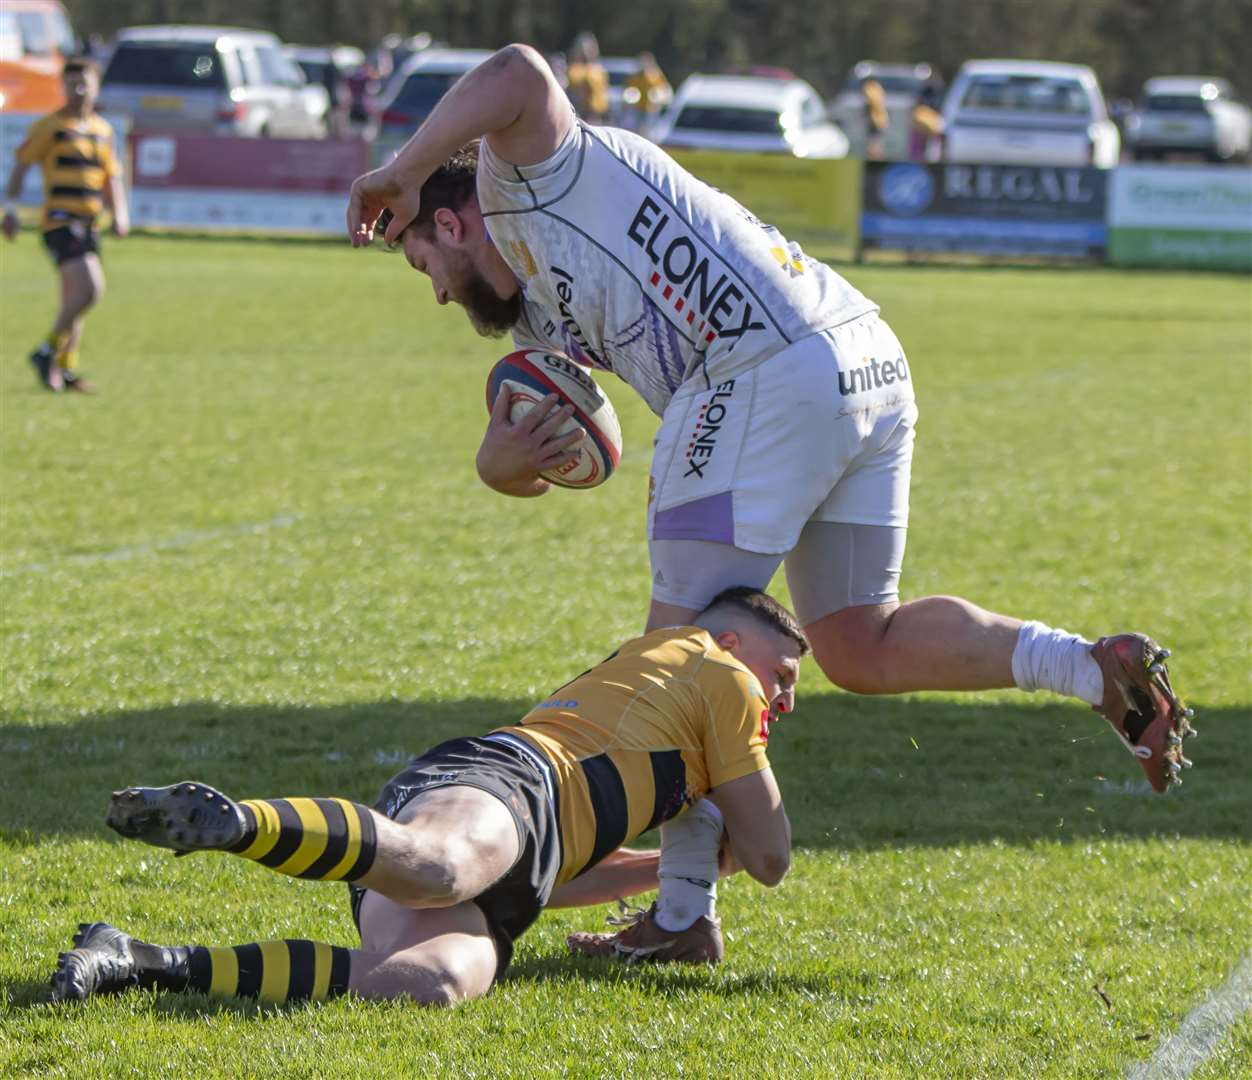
[61,370,94,394]
[566,902,723,965]
[50,922,138,1002]
[1090,634,1194,793]
[29,345,63,391]
[107,781,246,853]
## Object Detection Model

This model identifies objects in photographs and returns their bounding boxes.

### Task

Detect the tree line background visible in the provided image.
[68,0,1251,101]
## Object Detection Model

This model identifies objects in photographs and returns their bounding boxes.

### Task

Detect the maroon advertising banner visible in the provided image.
[132,134,367,191]
[129,134,368,233]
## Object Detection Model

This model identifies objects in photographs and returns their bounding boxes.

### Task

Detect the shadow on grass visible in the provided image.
[503,952,838,998]
[2,695,1247,849]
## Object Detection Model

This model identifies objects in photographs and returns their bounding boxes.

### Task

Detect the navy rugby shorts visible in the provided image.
[349,735,561,982]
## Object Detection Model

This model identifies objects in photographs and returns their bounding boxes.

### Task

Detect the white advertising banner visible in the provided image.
[1108,165,1252,269]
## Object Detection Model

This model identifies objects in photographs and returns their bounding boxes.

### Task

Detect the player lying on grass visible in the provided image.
[346,44,1194,964]
[49,587,803,1006]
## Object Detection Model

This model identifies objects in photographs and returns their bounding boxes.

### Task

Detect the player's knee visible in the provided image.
[807,606,897,694]
[755,850,790,887]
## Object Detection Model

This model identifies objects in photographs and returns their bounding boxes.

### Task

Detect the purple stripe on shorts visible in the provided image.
[652,491,735,545]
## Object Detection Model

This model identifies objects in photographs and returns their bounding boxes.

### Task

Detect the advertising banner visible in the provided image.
[862,162,1108,257]
[1108,165,1252,271]
[669,150,862,259]
[129,132,368,234]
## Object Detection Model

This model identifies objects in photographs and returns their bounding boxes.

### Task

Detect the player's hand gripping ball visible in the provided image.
[486,351,622,489]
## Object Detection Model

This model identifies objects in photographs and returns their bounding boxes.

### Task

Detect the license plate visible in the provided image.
[1162,122,1190,134]
[140,95,185,111]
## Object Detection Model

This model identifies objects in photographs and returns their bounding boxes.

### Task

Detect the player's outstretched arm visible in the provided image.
[105,174,129,238]
[546,848,662,909]
[348,44,571,247]
[2,163,28,241]
[706,768,791,887]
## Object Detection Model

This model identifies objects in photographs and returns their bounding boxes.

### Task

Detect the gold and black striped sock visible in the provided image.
[141,940,352,1004]
[227,798,378,882]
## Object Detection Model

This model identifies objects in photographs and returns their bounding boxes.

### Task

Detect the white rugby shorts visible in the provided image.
[647,312,918,555]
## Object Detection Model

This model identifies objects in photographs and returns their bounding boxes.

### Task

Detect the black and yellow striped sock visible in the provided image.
[227,797,378,882]
[138,940,351,1004]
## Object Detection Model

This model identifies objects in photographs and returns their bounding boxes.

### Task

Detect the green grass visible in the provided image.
[1,233,1249,1078]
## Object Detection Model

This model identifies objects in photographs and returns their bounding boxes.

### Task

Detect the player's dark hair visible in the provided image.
[63,57,100,78]
[698,587,810,656]
[378,141,480,244]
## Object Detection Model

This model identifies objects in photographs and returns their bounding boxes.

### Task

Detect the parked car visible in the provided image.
[942,60,1120,168]
[829,60,939,159]
[286,44,363,135]
[1125,77,1252,162]
[0,0,76,113]
[99,26,327,138]
[653,74,849,158]
[375,47,492,140]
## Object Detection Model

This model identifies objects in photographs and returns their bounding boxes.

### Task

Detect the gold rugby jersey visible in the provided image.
[494,626,772,885]
[16,111,120,232]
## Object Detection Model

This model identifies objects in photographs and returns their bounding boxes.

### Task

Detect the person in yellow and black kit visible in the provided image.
[3,57,129,393]
[48,586,805,1006]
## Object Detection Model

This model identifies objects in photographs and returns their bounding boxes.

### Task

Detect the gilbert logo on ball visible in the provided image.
[486,351,622,489]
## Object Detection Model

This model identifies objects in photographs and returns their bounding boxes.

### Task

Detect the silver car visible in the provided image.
[99,25,327,138]
[1125,77,1252,163]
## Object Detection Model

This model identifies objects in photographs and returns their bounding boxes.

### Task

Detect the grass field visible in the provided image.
[1,233,1249,1078]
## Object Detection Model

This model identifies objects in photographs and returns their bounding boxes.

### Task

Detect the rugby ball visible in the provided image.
[486,350,622,489]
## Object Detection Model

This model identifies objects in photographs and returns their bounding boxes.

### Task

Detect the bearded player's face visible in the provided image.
[401,231,521,338]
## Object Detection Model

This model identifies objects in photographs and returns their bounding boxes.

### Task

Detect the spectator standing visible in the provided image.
[566,31,609,124]
[623,52,672,133]
[909,82,945,162]
[862,77,889,160]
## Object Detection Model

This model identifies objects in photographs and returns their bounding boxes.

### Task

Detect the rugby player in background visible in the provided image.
[344,44,1193,964]
[3,57,128,393]
[50,588,802,1004]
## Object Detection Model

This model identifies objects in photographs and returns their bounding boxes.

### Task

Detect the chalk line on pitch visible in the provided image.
[1,513,300,577]
[1127,951,1252,1080]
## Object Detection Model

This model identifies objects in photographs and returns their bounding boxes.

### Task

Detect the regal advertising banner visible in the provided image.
[1108,165,1252,271]
[862,162,1108,257]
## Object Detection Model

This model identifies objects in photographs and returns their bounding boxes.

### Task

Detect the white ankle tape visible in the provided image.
[1012,620,1103,706]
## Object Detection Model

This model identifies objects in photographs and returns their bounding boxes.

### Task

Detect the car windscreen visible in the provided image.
[1144,94,1209,113]
[104,43,227,89]
[960,75,1090,116]
[392,71,463,111]
[674,105,782,134]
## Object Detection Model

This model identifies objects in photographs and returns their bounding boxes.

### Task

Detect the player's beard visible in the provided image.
[457,264,522,338]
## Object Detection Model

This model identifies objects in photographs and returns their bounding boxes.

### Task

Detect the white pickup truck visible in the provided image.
[941,60,1121,168]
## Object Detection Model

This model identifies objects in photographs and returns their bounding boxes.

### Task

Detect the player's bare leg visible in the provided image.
[31,255,103,391]
[54,255,104,390]
[805,598,1020,694]
[104,780,519,909]
[350,889,498,1003]
[54,783,518,1005]
[51,898,499,1006]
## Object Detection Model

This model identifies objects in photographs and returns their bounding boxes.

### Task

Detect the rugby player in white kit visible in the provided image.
[346,44,1193,965]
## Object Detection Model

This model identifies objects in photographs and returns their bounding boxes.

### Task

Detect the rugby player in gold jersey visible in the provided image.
[3,57,128,393]
[50,587,803,1006]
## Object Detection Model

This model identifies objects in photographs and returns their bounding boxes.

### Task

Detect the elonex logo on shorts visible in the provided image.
[684,379,735,478]
[627,197,766,343]
[538,698,578,709]
[837,354,910,397]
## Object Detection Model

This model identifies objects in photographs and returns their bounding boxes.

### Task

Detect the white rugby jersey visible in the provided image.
[477,121,878,417]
